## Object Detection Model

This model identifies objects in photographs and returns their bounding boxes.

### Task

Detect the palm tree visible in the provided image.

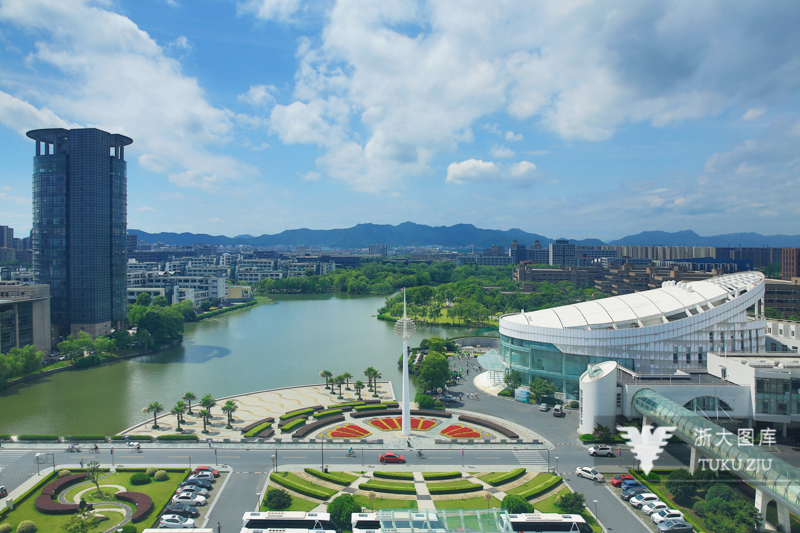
[171,404,186,431]
[198,409,211,433]
[364,367,377,392]
[175,401,188,423]
[146,401,164,429]
[372,371,382,397]
[183,392,197,415]
[343,372,353,390]
[200,394,216,418]
[354,380,364,400]
[333,375,345,399]
[221,400,238,429]
[320,370,333,389]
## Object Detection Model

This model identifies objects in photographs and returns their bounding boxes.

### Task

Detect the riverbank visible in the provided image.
[196,299,260,320]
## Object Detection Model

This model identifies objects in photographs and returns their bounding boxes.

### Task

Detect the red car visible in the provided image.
[193,466,220,477]
[611,474,635,487]
[379,453,406,463]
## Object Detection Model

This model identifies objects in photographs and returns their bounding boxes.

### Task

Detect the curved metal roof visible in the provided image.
[503,271,764,330]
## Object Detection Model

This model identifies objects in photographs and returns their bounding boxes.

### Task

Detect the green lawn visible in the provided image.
[352,495,417,510]
[532,486,601,533]
[261,488,319,512]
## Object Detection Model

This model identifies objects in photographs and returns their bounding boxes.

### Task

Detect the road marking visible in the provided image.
[281,456,307,459]
[218,456,240,459]
[168,456,191,458]
[476,456,500,459]
[512,450,547,465]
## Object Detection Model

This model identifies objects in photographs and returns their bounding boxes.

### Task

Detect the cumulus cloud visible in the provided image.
[0,0,256,191]
[169,36,191,50]
[490,145,515,158]
[136,206,157,212]
[302,171,321,181]
[238,84,277,107]
[505,131,523,142]
[0,190,29,205]
[742,108,766,121]
[446,159,538,185]
[238,0,302,22]
[138,153,172,173]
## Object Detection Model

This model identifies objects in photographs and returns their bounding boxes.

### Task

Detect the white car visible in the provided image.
[641,501,668,516]
[174,485,209,497]
[652,510,685,524]
[172,492,207,506]
[574,467,604,482]
[587,445,615,457]
[188,472,215,482]
[159,514,196,528]
[630,493,660,509]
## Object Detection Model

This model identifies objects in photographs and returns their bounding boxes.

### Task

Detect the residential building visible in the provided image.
[594,264,717,296]
[783,249,800,281]
[765,279,800,318]
[0,226,13,248]
[766,319,800,353]
[483,245,506,257]
[28,127,130,339]
[126,233,138,253]
[513,265,606,287]
[369,244,388,256]
[0,281,51,356]
[456,254,512,267]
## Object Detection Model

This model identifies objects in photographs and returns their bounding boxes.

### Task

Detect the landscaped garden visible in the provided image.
[321,423,372,439]
[367,417,440,431]
[439,424,489,439]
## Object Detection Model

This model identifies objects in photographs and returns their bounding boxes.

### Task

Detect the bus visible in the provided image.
[501,513,593,533]
[351,511,446,533]
[240,511,340,533]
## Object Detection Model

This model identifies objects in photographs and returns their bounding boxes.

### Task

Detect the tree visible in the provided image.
[529,377,556,402]
[198,409,211,433]
[85,460,104,497]
[692,468,717,492]
[320,370,333,390]
[364,367,377,391]
[372,371,382,396]
[209,297,221,307]
[333,375,345,399]
[135,293,152,307]
[354,380,364,400]
[265,488,292,510]
[504,370,523,390]
[416,395,434,409]
[60,510,100,533]
[200,301,212,312]
[327,494,361,530]
[174,401,187,423]
[665,468,697,501]
[418,351,449,393]
[342,372,353,390]
[501,494,533,514]
[171,404,186,431]
[592,424,612,441]
[183,392,197,415]
[221,400,238,429]
[146,401,164,428]
[200,394,216,418]
[556,492,585,514]
[152,295,168,307]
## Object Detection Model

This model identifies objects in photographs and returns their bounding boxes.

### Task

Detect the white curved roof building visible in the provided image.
[499,272,766,399]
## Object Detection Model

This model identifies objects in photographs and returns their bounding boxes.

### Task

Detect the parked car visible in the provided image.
[162,503,200,518]
[574,467,604,482]
[552,405,564,417]
[587,445,615,457]
[621,479,645,491]
[179,479,213,490]
[539,403,549,412]
[188,472,215,482]
[193,466,220,477]
[642,501,669,516]
[379,452,406,463]
[174,485,208,497]
[652,510,685,524]
[171,493,207,506]
[630,493,660,509]
[611,474,635,487]
[159,514,196,528]
[657,519,694,532]
[621,486,650,501]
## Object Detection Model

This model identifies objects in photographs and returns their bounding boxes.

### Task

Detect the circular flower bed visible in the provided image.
[439,424,491,439]
[367,417,440,431]
[318,423,372,439]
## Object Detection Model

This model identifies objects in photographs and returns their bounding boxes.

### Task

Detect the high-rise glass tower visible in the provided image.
[27,128,131,339]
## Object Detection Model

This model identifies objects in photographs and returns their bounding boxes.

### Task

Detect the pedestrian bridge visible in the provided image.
[632,388,800,531]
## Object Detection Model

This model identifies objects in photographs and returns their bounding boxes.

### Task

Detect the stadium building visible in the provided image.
[498,272,767,399]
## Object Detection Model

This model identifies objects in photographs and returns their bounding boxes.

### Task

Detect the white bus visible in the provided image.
[352,511,446,533]
[240,511,339,533]
[501,513,593,533]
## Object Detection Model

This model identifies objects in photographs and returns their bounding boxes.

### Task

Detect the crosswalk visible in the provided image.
[0,450,30,474]
[512,450,547,465]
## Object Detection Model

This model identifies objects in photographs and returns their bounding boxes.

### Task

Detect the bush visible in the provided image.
[426,480,482,495]
[74,355,100,368]
[313,409,343,419]
[354,404,388,412]
[154,470,168,481]
[16,435,59,441]
[16,521,36,533]
[304,469,358,486]
[692,500,708,518]
[57,470,72,478]
[480,468,526,486]
[265,488,292,510]
[129,473,151,485]
[69,435,106,441]
[569,400,579,408]
[422,472,462,481]
[498,390,513,397]
[502,494,534,514]
[244,421,273,438]
[269,472,337,499]
[373,471,414,480]
[665,469,696,501]
[556,492,585,514]
[0,524,11,533]
[110,435,128,441]
[156,434,198,441]
[328,494,361,529]
[279,408,314,421]
[145,467,157,477]
[359,480,416,494]
[280,418,306,433]
[433,400,444,409]
[416,395,434,409]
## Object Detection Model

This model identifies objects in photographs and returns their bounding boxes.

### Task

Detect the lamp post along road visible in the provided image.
[394,288,416,436]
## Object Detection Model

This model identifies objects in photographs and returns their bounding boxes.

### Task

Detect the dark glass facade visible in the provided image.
[28,128,131,335]
[0,302,32,353]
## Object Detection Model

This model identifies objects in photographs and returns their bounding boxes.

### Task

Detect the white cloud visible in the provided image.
[302,171,321,181]
[136,206,157,212]
[238,84,277,107]
[169,36,191,50]
[505,131,523,142]
[238,0,302,22]
[169,170,230,190]
[0,0,256,190]
[510,161,537,177]
[742,108,766,121]
[490,145,515,158]
[0,191,29,205]
[446,159,498,185]
[138,153,172,173]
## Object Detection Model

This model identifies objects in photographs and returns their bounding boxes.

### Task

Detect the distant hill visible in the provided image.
[128,224,800,249]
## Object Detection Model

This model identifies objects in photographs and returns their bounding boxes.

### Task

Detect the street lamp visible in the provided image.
[214,447,218,466]
[394,288,416,437]
[321,438,325,470]
[555,457,559,475]
[271,454,277,473]
[592,500,598,520]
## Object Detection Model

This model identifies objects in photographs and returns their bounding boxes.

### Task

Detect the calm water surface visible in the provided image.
[0,294,470,435]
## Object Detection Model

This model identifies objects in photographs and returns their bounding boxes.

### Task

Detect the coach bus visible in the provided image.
[501,513,593,533]
[240,511,340,533]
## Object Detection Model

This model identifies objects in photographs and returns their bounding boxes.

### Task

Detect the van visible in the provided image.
[553,405,563,417]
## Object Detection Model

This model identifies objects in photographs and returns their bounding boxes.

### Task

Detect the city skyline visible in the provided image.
[0,1,799,240]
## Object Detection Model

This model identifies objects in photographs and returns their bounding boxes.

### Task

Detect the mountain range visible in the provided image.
[128,224,800,250]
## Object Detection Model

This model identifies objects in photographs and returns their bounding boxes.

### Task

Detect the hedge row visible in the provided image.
[354,404,388,412]
[304,468,358,486]
[0,435,11,440]
[479,468,526,486]
[280,408,314,421]
[579,433,626,443]
[245,421,274,438]
[115,468,188,473]
[197,300,258,320]
[508,475,562,500]
[156,434,198,441]
[327,401,365,408]
[110,436,130,441]
[17,435,60,441]
[359,480,416,494]
[373,471,414,480]
[313,409,343,419]
[422,472,462,481]
[427,480,483,495]
[269,472,337,499]
[280,418,306,433]
[67,435,106,441]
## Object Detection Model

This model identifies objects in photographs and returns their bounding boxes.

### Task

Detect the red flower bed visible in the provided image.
[329,424,371,438]
[368,417,438,431]
[440,424,483,439]
[413,418,437,431]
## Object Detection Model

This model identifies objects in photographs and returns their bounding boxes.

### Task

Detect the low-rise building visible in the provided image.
[766,319,800,353]
[765,279,800,318]
[0,281,51,356]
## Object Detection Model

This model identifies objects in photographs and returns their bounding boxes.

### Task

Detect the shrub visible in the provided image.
[556,492,585,514]
[422,472,462,481]
[569,400,579,408]
[502,494,534,514]
[665,469,696,501]
[69,435,106,441]
[327,494,361,530]
[354,404,388,412]
[265,488,292,510]
[156,434,198,441]
[280,408,314,421]
[16,435,59,441]
[154,470,168,481]
[358,480,416,494]
[433,400,444,409]
[16,521,36,533]
[145,467,157,477]
[480,468,526,486]
[119,526,136,533]
[0,524,11,533]
[304,468,358,486]
[57,470,72,478]
[110,435,128,440]
[426,480,482,495]
[498,390,513,397]
[373,471,414,480]
[74,355,99,368]
[280,418,306,433]
[129,473,151,485]
[313,409,343,419]
[244,421,273,438]
[692,500,708,517]
[269,472,337,499]
[416,395,434,409]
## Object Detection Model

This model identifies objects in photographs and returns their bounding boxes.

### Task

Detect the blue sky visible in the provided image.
[0,0,799,242]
